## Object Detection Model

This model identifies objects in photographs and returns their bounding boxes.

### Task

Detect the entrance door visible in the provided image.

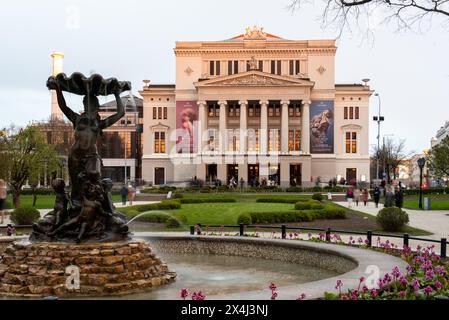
[227,165,239,185]
[290,164,302,186]
[206,164,217,182]
[248,164,259,187]
[154,168,165,185]
[346,168,357,184]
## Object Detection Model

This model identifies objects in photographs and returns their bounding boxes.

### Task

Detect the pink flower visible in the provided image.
[271,291,278,300]
[435,281,443,290]
[269,283,277,291]
[399,276,408,287]
[391,266,401,278]
[180,288,189,300]
[412,278,420,291]
[192,291,206,300]
[370,289,379,298]
[296,293,306,300]
[424,286,433,296]
[425,269,435,281]
[399,291,406,298]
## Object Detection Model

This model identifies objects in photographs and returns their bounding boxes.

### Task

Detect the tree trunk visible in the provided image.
[12,188,21,208]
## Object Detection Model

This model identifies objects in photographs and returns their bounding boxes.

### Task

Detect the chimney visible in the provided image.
[50,51,65,120]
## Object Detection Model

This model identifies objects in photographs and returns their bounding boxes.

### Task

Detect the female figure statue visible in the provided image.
[48,75,126,203]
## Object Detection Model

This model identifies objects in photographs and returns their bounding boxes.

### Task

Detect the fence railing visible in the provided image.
[190,224,447,259]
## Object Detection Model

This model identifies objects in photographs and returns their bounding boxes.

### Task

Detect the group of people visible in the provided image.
[346,185,404,209]
[120,184,136,206]
[345,187,370,208]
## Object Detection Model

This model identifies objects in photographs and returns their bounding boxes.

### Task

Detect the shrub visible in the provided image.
[180,198,236,204]
[166,217,181,228]
[237,213,252,225]
[172,193,184,199]
[310,203,325,210]
[377,207,409,232]
[312,193,324,201]
[121,200,181,214]
[10,207,41,225]
[125,211,181,228]
[256,197,310,204]
[295,202,312,210]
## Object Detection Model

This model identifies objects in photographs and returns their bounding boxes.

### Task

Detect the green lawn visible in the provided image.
[180,193,312,201]
[5,194,122,210]
[403,195,449,210]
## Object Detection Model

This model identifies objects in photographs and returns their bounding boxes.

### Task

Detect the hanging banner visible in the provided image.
[176,101,198,154]
[310,100,334,154]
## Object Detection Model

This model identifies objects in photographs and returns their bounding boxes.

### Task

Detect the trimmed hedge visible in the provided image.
[120,200,181,214]
[248,206,346,224]
[312,193,324,201]
[256,198,310,204]
[125,211,181,228]
[10,207,41,225]
[180,198,236,204]
[294,200,321,210]
[237,213,252,225]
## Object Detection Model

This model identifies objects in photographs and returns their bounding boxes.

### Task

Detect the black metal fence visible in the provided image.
[190,224,447,259]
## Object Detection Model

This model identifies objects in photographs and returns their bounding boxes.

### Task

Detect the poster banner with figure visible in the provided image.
[176,101,198,154]
[310,100,334,154]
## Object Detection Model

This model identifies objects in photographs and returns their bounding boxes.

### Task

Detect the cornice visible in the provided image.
[174,47,337,56]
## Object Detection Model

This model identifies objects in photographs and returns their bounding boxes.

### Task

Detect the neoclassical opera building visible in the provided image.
[140,27,373,187]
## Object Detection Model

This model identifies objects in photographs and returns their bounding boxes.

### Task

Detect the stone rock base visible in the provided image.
[0,241,176,297]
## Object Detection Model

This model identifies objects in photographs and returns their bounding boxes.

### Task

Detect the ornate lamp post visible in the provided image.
[417,157,426,210]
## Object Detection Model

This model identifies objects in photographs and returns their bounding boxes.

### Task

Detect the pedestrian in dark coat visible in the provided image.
[395,187,404,209]
[384,187,394,208]
[373,186,381,208]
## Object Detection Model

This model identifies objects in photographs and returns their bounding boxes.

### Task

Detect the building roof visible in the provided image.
[100,94,143,112]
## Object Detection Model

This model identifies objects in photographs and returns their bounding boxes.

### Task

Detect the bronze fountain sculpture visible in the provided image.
[31,72,131,243]
[0,73,176,297]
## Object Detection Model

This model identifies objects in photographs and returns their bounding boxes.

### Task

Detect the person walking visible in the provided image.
[395,187,404,209]
[354,189,361,206]
[120,184,128,205]
[6,223,14,236]
[0,179,7,224]
[127,185,135,206]
[384,187,394,208]
[373,186,381,208]
[346,187,354,208]
[361,188,369,206]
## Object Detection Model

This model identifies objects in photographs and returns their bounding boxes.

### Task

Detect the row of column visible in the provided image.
[197,100,310,155]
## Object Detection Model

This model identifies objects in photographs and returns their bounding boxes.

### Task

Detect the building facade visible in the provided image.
[431,121,449,148]
[140,27,373,187]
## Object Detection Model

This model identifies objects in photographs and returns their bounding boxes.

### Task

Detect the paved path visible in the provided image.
[334,201,449,240]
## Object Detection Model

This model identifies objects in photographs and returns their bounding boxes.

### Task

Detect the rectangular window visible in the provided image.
[259,61,263,72]
[288,130,301,151]
[158,107,162,120]
[208,104,219,117]
[248,129,259,152]
[227,129,240,152]
[154,132,166,154]
[275,105,280,117]
[344,107,348,120]
[345,132,357,154]
[210,61,220,76]
[153,107,157,119]
[289,60,300,75]
[268,105,274,117]
[349,107,354,120]
[289,105,294,117]
[228,60,239,75]
[268,129,280,151]
[271,60,276,74]
[163,107,167,120]
[355,107,359,119]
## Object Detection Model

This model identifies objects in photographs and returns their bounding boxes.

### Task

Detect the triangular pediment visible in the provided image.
[195,71,315,88]
[150,123,170,131]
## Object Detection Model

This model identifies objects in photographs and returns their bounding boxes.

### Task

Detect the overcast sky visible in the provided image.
[0,0,448,153]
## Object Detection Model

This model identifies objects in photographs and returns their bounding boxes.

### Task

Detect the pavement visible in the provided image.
[333,201,449,240]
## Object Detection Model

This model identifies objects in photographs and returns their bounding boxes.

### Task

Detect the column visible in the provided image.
[302,100,311,154]
[197,100,207,154]
[281,100,290,154]
[260,100,269,154]
[218,100,227,154]
[239,100,248,154]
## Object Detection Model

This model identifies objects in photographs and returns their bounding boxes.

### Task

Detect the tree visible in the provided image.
[371,137,412,182]
[427,136,449,183]
[0,126,59,208]
[289,0,449,37]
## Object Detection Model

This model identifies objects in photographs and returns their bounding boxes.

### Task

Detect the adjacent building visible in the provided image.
[431,121,449,148]
[140,27,373,187]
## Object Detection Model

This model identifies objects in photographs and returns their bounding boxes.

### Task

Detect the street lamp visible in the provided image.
[417,157,426,210]
[373,93,385,181]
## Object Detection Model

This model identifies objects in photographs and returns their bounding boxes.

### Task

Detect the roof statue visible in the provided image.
[244,25,267,40]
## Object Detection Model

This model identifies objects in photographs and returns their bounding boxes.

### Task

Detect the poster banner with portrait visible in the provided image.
[176,101,199,154]
[310,100,334,154]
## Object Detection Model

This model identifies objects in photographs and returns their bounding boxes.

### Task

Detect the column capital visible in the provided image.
[281,100,290,106]
[218,100,228,106]
[259,100,269,106]
[238,100,248,106]
[197,100,207,107]
[302,100,312,106]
